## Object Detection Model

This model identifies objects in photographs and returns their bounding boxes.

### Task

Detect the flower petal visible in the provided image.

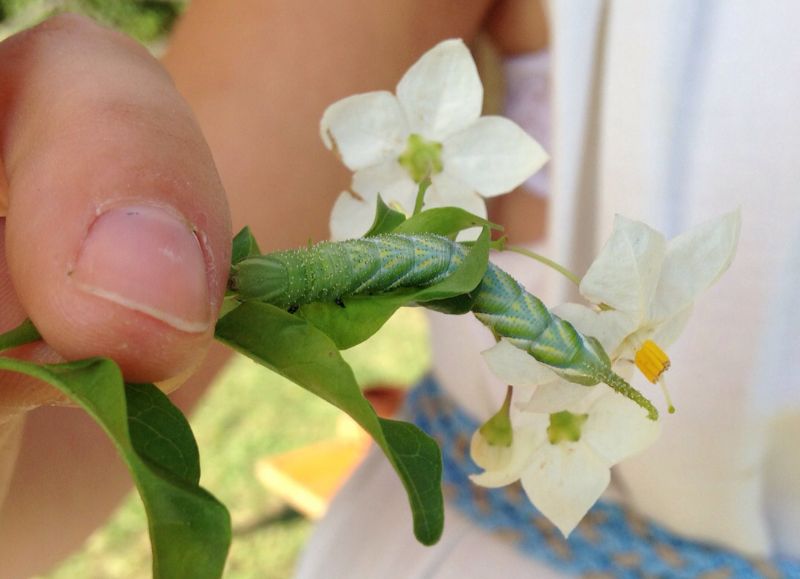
[482,338,557,388]
[320,91,408,171]
[442,116,549,197]
[650,305,693,348]
[470,428,513,471]
[329,190,378,240]
[519,380,597,414]
[583,391,661,465]
[554,303,638,356]
[427,172,478,207]
[520,442,611,537]
[470,423,548,488]
[396,39,483,140]
[426,173,487,241]
[580,216,667,316]
[330,162,418,240]
[611,358,636,382]
[351,160,419,214]
[649,209,741,323]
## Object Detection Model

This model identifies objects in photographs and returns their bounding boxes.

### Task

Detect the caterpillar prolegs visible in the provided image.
[231,234,654,417]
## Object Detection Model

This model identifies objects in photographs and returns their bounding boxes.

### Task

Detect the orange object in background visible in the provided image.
[255,433,369,520]
[255,386,406,519]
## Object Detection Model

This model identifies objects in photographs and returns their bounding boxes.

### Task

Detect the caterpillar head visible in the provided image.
[230,256,292,307]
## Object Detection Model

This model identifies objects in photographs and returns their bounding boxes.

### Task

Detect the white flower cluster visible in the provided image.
[474,212,741,536]
[318,37,741,540]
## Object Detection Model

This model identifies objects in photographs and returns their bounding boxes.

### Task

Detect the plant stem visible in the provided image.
[505,245,581,286]
[412,178,432,216]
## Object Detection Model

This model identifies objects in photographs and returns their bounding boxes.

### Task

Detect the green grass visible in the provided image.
[0,0,184,44]
[40,309,430,579]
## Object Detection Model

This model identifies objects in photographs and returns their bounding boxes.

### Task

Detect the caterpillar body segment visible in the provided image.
[470,258,609,386]
[232,235,466,309]
[232,234,652,416]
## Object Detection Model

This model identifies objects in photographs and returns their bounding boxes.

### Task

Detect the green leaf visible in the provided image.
[296,295,408,350]
[231,226,262,266]
[219,294,243,318]
[378,418,443,539]
[0,318,41,352]
[297,228,491,349]
[419,292,478,315]
[364,194,407,237]
[394,207,501,238]
[0,356,231,579]
[215,303,444,545]
[125,382,201,482]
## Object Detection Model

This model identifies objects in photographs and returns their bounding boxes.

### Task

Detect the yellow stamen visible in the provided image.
[634,340,671,384]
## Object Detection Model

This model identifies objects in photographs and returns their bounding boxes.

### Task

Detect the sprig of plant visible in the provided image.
[218,202,496,545]
[0,322,231,579]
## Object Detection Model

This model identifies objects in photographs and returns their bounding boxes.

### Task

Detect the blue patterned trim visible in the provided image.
[404,375,800,579]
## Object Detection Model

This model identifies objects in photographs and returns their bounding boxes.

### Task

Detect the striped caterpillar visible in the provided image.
[231,234,655,418]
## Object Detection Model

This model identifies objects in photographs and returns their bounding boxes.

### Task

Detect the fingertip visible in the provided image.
[0,14,232,383]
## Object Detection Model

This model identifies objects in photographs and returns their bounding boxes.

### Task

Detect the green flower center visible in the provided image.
[547,411,588,444]
[398,133,443,183]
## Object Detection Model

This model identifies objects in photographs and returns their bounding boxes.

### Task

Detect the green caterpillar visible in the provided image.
[231,234,655,418]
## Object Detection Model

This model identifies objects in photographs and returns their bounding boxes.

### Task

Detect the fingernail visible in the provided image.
[71,204,211,333]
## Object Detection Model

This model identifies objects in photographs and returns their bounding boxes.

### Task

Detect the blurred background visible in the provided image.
[0,2,431,577]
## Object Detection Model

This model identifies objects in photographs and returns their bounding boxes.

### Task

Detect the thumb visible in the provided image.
[0,15,231,383]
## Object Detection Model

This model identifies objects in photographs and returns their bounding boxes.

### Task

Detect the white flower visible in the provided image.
[321,39,548,240]
[484,211,742,412]
[471,212,741,534]
[559,210,741,383]
[470,386,660,537]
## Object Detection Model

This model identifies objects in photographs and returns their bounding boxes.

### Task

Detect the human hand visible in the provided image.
[0,14,231,419]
